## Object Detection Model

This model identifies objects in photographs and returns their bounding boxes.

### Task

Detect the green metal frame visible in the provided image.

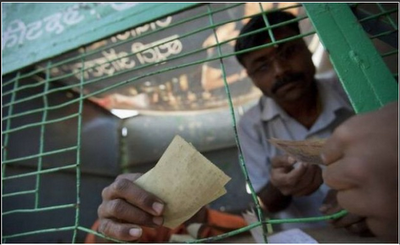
[304,3,398,113]
[2,3,201,75]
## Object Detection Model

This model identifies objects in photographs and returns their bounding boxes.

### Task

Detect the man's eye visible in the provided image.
[255,63,270,73]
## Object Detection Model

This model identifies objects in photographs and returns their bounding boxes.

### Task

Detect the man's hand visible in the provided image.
[97,173,165,241]
[321,102,398,242]
[320,189,373,236]
[270,155,323,197]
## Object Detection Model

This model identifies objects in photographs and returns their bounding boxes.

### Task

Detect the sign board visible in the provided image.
[33,3,260,112]
[2,2,199,75]
[3,3,308,113]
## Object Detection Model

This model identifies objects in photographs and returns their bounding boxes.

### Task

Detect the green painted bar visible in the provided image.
[304,3,398,113]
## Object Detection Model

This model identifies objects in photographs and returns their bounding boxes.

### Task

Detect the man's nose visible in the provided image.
[272,59,289,76]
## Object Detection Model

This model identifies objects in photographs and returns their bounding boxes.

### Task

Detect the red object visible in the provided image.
[84,208,247,243]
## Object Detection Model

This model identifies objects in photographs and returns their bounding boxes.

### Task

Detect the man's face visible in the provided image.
[242,27,316,103]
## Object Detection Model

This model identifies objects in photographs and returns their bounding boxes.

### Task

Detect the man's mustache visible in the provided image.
[271,73,305,94]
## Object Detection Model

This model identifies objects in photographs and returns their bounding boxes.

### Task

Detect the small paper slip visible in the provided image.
[242,209,266,243]
[268,228,318,244]
[135,135,231,229]
[243,210,318,243]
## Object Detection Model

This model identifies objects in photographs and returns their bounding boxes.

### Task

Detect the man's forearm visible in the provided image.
[257,181,292,213]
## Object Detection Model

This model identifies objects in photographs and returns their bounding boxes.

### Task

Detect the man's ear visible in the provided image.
[238,62,248,74]
[240,69,248,79]
[243,67,251,78]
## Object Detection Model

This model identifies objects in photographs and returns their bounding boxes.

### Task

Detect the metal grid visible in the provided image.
[2,2,398,243]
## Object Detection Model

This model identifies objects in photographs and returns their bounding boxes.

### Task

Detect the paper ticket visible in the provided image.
[268,138,327,165]
[135,135,230,228]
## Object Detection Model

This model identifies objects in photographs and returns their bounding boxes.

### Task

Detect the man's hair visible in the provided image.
[234,10,300,66]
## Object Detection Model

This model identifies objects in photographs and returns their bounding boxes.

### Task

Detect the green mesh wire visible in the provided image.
[2,2,398,243]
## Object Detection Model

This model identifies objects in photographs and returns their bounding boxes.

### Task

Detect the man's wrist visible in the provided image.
[258,182,292,213]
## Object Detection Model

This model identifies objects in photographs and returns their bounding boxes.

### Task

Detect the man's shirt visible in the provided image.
[237,76,355,230]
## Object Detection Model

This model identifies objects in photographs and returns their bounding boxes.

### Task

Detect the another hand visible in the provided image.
[321,102,398,242]
[97,173,165,241]
[270,155,323,196]
[320,189,374,237]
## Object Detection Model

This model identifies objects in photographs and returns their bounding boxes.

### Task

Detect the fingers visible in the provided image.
[335,188,370,217]
[334,213,365,228]
[318,189,372,236]
[288,163,312,196]
[271,162,319,196]
[329,213,373,237]
[98,218,143,241]
[291,165,322,196]
[322,157,360,191]
[345,220,374,237]
[98,198,163,227]
[320,202,342,215]
[271,155,296,169]
[320,189,340,214]
[270,156,326,197]
[318,190,372,237]
[102,176,165,217]
[321,189,338,207]
[97,173,166,241]
[320,130,345,166]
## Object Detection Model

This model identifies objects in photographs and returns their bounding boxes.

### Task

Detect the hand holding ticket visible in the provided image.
[135,135,230,228]
[268,138,327,165]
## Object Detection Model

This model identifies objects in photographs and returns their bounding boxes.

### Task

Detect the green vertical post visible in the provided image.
[303,3,398,114]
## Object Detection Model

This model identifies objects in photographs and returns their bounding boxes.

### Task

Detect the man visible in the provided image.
[322,101,398,242]
[92,9,372,242]
[234,10,360,232]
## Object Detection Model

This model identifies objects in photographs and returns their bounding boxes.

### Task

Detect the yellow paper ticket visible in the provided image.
[135,135,230,228]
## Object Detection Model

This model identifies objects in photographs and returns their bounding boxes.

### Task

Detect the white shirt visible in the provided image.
[237,77,355,230]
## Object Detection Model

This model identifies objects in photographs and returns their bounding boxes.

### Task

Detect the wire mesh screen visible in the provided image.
[2,2,398,243]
